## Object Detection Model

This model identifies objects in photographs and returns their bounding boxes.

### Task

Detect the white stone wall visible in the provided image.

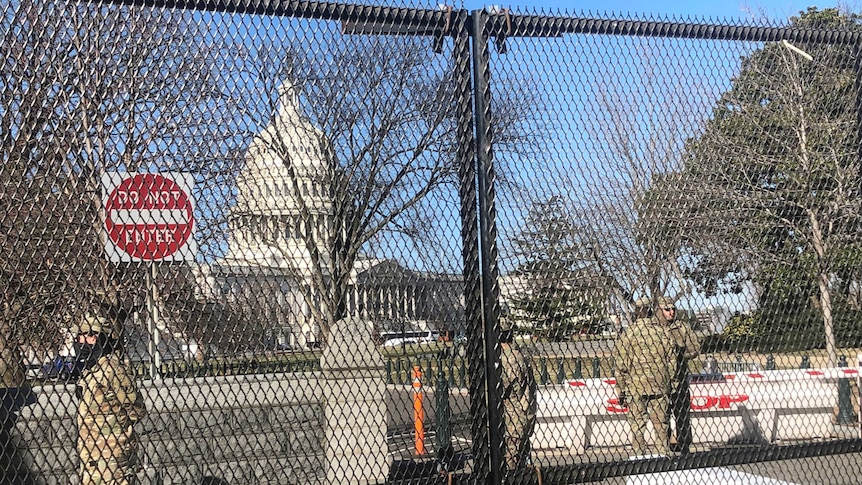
[8,318,391,485]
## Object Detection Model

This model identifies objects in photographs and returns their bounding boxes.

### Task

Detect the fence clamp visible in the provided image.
[434,5,453,54]
[493,8,512,54]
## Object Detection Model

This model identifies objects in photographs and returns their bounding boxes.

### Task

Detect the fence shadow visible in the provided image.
[726,405,770,446]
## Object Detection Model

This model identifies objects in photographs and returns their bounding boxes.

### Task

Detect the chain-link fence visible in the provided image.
[2,0,862,483]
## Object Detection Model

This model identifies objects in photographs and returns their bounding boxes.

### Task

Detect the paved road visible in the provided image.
[596,453,862,484]
[389,422,862,484]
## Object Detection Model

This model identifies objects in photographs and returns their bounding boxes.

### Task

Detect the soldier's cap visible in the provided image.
[656,296,675,310]
[634,297,651,309]
[72,315,111,336]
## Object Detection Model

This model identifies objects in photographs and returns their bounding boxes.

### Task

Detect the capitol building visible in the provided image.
[201,81,463,349]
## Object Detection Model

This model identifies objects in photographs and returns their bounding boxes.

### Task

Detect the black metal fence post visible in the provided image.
[837,355,856,425]
[540,357,549,385]
[452,7,495,483]
[471,8,506,483]
[435,354,452,454]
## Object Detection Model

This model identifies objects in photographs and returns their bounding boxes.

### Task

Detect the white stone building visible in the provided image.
[204,81,463,349]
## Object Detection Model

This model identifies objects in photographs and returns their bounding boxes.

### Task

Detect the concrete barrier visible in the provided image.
[532,367,850,453]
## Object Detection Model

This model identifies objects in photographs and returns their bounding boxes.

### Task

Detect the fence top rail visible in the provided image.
[95,0,453,26]
[85,0,862,45]
[483,13,862,45]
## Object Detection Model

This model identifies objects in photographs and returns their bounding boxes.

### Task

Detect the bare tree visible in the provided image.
[0,0,246,349]
[229,36,539,342]
[570,38,714,319]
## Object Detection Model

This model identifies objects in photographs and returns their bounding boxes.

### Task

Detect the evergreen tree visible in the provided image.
[509,196,605,341]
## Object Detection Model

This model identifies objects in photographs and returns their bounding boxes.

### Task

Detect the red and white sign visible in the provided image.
[604,394,750,413]
[102,173,196,262]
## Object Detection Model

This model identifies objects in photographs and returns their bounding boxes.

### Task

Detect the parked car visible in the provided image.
[380,330,440,346]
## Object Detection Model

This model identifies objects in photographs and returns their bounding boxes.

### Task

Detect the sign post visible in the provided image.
[102,173,196,380]
[145,264,161,380]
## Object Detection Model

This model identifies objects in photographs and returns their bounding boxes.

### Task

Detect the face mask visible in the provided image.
[73,340,104,371]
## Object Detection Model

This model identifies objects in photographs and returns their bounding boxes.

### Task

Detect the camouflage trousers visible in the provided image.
[626,394,669,456]
[669,383,692,452]
[503,408,532,471]
[79,458,139,485]
[504,432,531,471]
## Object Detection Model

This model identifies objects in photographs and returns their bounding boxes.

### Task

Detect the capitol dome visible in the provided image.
[224,78,333,277]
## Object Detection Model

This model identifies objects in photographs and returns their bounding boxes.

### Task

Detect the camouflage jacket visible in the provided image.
[613,317,674,396]
[77,353,146,466]
[500,343,537,437]
[667,320,700,389]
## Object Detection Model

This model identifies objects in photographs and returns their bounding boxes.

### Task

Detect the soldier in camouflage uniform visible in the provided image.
[656,296,700,454]
[74,315,146,485]
[499,317,537,472]
[612,297,674,457]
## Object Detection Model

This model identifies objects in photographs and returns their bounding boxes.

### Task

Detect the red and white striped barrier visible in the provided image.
[531,367,851,453]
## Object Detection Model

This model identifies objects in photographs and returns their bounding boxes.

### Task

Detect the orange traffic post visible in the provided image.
[412,365,425,455]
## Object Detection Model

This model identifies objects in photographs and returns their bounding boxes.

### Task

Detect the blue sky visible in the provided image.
[451,0,846,315]
[461,1,854,21]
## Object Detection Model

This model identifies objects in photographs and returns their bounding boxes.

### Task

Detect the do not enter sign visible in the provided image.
[102,173,197,262]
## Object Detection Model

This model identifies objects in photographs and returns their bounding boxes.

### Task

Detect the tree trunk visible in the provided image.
[818,271,837,368]
[809,209,837,367]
